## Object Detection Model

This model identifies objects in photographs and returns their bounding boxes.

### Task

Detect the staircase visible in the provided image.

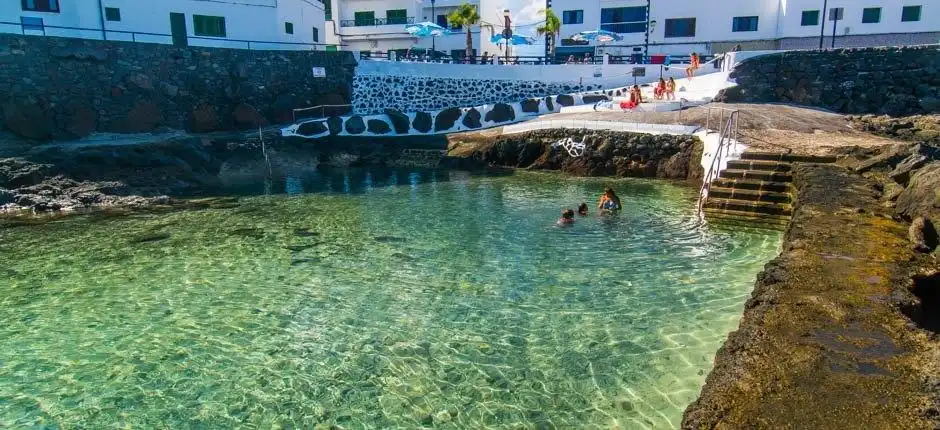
[702,152,837,229]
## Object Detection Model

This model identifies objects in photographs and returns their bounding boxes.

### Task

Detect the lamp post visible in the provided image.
[503,9,512,59]
[431,0,436,59]
[643,0,651,61]
[818,0,827,49]
[544,0,552,62]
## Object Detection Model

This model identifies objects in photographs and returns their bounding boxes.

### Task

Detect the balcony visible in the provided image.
[340,17,415,27]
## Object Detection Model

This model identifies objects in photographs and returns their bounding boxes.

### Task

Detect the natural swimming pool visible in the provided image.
[0,169,781,428]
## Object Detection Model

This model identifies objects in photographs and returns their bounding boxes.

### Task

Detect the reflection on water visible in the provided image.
[0,169,781,429]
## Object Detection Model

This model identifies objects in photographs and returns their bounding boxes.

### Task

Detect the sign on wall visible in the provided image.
[632,67,646,77]
[311,67,326,77]
[593,65,602,78]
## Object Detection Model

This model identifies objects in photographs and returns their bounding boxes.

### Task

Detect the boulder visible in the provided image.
[1,102,55,141]
[521,99,541,113]
[909,216,938,253]
[434,108,462,132]
[890,144,940,185]
[345,116,366,134]
[367,119,391,134]
[296,120,328,136]
[544,97,555,112]
[64,103,97,138]
[232,103,267,128]
[0,158,54,188]
[462,108,482,129]
[855,144,912,173]
[326,116,343,136]
[896,162,940,222]
[113,99,163,133]
[484,103,515,123]
[189,104,219,133]
[557,95,575,107]
[384,109,411,134]
[412,112,433,133]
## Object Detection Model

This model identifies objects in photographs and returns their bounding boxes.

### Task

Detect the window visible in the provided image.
[902,5,921,22]
[437,14,460,30]
[732,16,759,32]
[664,18,696,37]
[600,7,647,33]
[354,11,374,26]
[386,9,407,25]
[21,0,59,13]
[285,22,294,34]
[104,7,121,21]
[313,27,319,42]
[20,16,44,31]
[862,7,881,23]
[562,10,583,25]
[193,15,226,37]
[324,0,331,20]
[801,10,819,26]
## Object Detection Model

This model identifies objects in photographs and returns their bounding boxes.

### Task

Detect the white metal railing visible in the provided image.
[697,107,740,217]
[292,104,352,122]
[502,119,699,135]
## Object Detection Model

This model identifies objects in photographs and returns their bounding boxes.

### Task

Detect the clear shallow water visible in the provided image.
[0,169,781,429]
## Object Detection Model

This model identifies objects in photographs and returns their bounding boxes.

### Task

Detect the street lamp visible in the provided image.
[643,0,651,61]
[503,9,511,58]
[431,0,436,59]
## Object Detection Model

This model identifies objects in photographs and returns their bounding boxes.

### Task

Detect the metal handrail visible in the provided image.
[697,109,739,217]
[0,20,337,50]
[339,17,415,27]
[292,104,353,122]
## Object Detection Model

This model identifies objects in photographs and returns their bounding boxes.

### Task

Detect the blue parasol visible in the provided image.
[571,30,623,43]
[405,22,449,38]
[489,34,534,45]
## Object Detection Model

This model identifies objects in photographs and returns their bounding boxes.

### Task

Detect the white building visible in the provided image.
[1,0,327,50]
[548,0,938,58]
[324,0,482,58]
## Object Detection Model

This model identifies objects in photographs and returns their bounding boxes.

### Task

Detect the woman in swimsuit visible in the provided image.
[686,52,700,79]
[666,77,677,100]
[597,188,622,211]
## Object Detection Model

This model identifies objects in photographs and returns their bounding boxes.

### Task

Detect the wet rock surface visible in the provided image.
[448,129,702,180]
[682,164,940,429]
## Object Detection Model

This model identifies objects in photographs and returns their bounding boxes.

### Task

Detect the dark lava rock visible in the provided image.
[188,104,220,133]
[384,109,411,134]
[521,99,541,113]
[484,103,515,124]
[64,103,97,138]
[326,116,343,136]
[462,108,482,129]
[557,95,575,107]
[50,44,108,61]
[367,119,391,134]
[413,112,432,133]
[114,99,164,133]
[0,158,55,188]
[583,94,610,104]
[345,116,366,135]
[296,120,328,136]
[545,97,555,112]
[1,102,55,141]
[233,103,267,128]
[435,108,462,132]
[0,188,14,205]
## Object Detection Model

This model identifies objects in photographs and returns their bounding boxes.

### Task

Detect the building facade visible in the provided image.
[2,0,327,50]
[324,0,482,58]
[549,0,938,57]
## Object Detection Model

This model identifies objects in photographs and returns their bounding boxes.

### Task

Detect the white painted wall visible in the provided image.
[778,0,936,39]
[1,0,326,50]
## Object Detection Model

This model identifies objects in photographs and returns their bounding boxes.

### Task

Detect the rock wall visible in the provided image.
[353,75,604,115]
[0,34,356,141]
[448,129,703,180]
[716,45,940,116]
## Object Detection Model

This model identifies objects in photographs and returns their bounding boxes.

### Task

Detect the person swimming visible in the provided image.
[577,203,588,216]
[597,188,622,211]
[557,209,575,225]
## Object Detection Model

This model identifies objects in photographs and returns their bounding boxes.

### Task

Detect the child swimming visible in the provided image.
[557,209,575,225]
[577,203,588,216]
[597,188,622,211]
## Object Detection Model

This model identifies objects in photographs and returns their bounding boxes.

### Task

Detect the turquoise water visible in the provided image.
[0,169,781,429]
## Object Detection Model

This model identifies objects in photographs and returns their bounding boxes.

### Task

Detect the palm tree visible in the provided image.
[536,9,561,63]
[448,3,480,60]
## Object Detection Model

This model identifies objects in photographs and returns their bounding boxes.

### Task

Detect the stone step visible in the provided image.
[719,169,793,182]
[704,197,792,216]
[703,208,791,230]
[711,178,791,193]
[726,159,792,172]
[708,186,791,203]
[739,152,838,164]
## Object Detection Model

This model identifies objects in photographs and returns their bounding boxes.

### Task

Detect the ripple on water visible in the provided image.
[0,170,781,429]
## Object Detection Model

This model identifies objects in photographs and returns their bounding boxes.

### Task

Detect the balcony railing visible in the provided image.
[340,17,415,27]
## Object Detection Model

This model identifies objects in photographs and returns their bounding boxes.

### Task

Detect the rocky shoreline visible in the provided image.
[683,149,940,428]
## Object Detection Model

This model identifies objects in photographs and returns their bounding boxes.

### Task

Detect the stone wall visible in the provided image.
[715,45,940,116]
[0,34,356,141]
[449,129,703,180]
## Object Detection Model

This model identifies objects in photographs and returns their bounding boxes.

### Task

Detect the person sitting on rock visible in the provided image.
[666,77,677,101]
[686,52,700,79]
[654,78,667,100]
[629,85,643,105]
[597,188,622,211]
[558,209,575,225]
